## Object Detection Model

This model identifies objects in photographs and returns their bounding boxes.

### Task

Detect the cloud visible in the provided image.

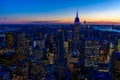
[24,20,61,24]
[0,18,7,20]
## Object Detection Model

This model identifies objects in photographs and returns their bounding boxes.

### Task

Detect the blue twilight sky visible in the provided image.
[0,0,120,24]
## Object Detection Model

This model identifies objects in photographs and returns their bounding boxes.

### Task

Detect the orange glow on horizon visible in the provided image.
[1,17,120,25]
[57,17,120,24]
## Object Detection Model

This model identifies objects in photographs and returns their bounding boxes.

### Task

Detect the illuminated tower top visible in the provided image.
[74,11,80,24]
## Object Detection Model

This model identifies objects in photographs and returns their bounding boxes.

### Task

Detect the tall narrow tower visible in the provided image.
[58,29,65,58]
[74,11,80,24]
[73,11,80,47]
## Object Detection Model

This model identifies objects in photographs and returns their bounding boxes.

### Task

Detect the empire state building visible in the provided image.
[73,11,80,45]
[74,11,80,24]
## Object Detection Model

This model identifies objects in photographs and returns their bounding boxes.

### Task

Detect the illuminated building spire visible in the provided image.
[76,10,78,17]
[74,10,80,24]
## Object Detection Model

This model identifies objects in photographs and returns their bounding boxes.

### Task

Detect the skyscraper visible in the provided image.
[16,32,25,60]
[54,29,67,79]
[5,33,14,49]
[84,38,100,67]
[72,12,81,57]
[58,29,65,58]
[74,11,80,24]
[16,32,25,49]
[109,52,120,80]
[0,33,5,49]
[73,11,80,45]
[115,39,120,52]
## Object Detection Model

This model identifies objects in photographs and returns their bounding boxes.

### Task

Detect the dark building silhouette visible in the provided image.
[58,30,65,58]
[109,52,120,80]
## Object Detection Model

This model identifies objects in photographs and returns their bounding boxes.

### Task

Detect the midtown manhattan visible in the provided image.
[0,0,120,80]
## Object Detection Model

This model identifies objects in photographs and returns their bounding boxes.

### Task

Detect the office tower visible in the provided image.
[109,42,114,55]
[16,32,25,59]
[0,51,16,66]
[54,29,67,80]
[66,30,72,54]
[73,11,80,44]
[5,33,14,49]
[0,33,5,49]
[58,29,65,58]
[99,43,109,63]
[33,36,48,79]
[34,39,43,60]
[48,52,54,65]
[39,32,43,39]
[84,38,100,67]
[25,35,33,55]
[72,11,81,59]
[16,32,25,49]
[109,52,120,80]
[29,60,38,79]
[115,39,120,52]
[64,41,69,54]
[47,52,54,80]
[67,30,72,41]
[99,49,105,63]
[14,60,28,80]
[107,42,114,61]
[47,33,54,54]
[25,35,30,48]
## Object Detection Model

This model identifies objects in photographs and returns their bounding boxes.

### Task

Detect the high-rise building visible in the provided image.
[58,29,65,58]
[73,11,80,45]
[109,52,120,80]
[54,29,67,79]
[99,43,110,63]
[84,38,100,67]
[16,32,25,59]
[107,42,114,62]
[64,41,69,54]
[0,33,5,49]
[99,49,105,63]
[5,33,14,49]
[25,35,33,55]
[48,52,54,65]
[16,32,25,49]
[14,60,28,80]
[115,39,120,52]
[34,39,43,60]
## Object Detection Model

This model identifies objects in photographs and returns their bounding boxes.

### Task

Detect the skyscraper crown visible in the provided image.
[74,11,80,24]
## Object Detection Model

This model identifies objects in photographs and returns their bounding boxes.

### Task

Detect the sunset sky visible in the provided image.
[0,0,120,24]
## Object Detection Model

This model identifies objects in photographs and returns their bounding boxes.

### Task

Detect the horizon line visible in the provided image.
[1,20,120,25]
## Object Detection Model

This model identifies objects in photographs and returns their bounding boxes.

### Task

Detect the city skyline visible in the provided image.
[1,0,120,24]
[0,0,120,79]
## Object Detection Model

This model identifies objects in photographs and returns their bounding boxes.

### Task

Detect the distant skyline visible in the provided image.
[1,0,120,24]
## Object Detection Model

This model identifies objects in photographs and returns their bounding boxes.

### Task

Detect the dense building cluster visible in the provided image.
[0,13,120,80]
